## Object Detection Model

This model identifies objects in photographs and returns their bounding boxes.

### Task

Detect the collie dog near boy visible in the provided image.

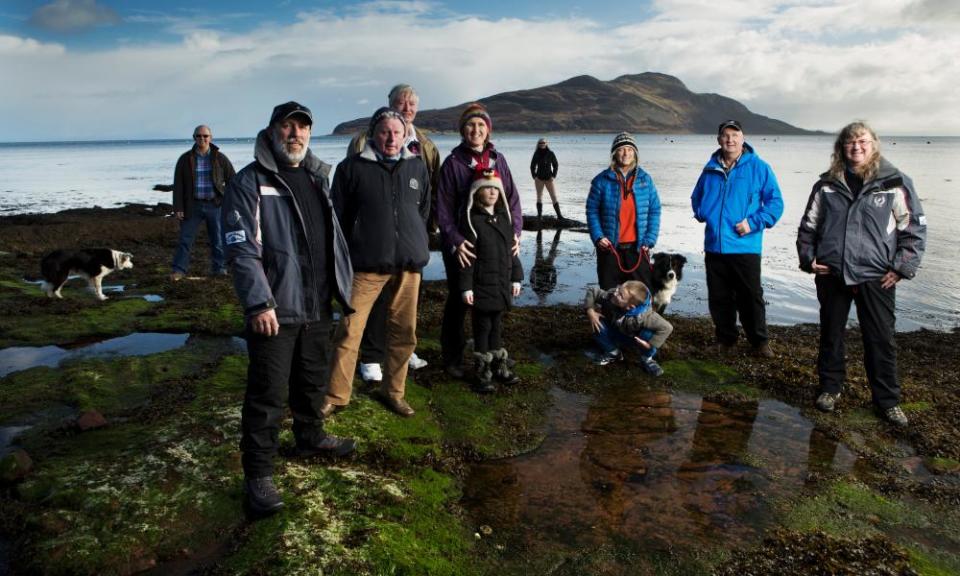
[40,249,134,301]
[650,252,687,313]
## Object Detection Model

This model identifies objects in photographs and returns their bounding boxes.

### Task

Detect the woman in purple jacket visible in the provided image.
[436,103,523,378]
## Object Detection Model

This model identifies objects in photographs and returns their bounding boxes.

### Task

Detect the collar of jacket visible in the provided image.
[817,156,902,195]
[623,290,652,317]
[253,128,330,180]
[705,142,757,172]
[358,139,416,162]
[452,141,499,165]
[600,164,648,182]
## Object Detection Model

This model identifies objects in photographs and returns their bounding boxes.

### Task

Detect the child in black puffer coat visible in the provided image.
[459,169,523,393]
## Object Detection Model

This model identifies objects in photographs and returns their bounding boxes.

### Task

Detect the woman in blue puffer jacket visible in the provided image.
[586,132,662,289]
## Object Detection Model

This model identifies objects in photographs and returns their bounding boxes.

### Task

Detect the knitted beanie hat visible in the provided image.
[459,103,493,135]
[610,132,638,157]
[367,106,406,137]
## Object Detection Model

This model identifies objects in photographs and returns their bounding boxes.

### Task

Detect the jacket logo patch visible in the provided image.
[873,195,886,208]
[409,178,419,190]
[259,186,280,196]
[225,230,247,245]
[919,215,927,225]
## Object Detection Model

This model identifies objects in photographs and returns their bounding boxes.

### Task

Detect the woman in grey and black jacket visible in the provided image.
[797,121,926,427]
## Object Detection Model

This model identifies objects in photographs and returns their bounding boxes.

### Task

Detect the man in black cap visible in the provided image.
[222,101,357,516]
[691,120,784,358]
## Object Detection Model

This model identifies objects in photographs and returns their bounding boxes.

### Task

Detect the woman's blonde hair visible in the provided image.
[829,121,881,182]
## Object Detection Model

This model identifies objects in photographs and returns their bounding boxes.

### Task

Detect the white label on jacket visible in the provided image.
[259,186,280,196]
[409,178,419,190]
[225,230,247,245]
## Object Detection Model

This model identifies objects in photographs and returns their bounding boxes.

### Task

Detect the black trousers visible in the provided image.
[596,243,652,290]
[359,284,390,364]
[816,274,899,408]
[441,250,467,367]
[241,319,331,477]
[704,252,768,346]
[472,309,503,353]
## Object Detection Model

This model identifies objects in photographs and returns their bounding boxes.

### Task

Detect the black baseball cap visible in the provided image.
[717,120,742,135]
[270,101,313,126]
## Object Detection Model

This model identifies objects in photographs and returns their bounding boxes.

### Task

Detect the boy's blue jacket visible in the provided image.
[586,165,661,247]
[690,143,784,254]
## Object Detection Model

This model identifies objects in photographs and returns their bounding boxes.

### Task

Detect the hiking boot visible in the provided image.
[884,406,909,427]
[593,349,622,366]
[491,348,520,385]
[244,476,283,516]
[640,356,664,377]
[373,390,415,417]
[815,392,841,413]
[753,342,775,358]
[170,271,186,282]
[714,342,735,354]
[472,351,496,394]
[359,362,383,382]
[408,352,428,370]
[296,435,357,458]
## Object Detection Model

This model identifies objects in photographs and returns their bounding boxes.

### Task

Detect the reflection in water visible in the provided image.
[529,229,562,304]
[0,333,190,377]
[462,384,861,569]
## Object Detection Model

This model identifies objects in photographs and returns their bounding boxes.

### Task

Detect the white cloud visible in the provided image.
[2,0,959,140]
[29,0,120,32]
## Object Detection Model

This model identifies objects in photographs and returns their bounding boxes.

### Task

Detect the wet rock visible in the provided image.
[0,449,33,483]
[76,410,107,431]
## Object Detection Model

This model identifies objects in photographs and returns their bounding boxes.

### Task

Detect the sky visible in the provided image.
[1,0,959,141]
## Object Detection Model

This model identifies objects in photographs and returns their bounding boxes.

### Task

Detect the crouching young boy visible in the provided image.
[461,169,524,393]
[584,280,673,376]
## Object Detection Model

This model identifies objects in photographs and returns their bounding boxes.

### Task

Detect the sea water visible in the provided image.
[1,134,957,331]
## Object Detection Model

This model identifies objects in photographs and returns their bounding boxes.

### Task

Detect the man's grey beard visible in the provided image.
[271,127,309,165]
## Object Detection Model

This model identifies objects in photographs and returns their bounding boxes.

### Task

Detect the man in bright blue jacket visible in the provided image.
[691,120,784,357]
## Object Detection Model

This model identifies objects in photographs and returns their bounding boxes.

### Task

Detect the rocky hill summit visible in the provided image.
[332,72,816,135]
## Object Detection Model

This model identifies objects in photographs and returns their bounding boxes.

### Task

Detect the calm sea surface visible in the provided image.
[1,134,957,331]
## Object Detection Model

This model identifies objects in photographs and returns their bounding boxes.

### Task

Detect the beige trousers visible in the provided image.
[326,271,421,404]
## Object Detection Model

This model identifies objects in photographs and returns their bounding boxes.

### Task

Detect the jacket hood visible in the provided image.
[598,164,650,183]
[254,128,331,180]
[452,141,501,167]
[358,138,416,162]
[704,142,758,171]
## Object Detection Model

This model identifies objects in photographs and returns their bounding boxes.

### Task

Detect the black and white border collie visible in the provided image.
[40,249,134,301]
[650,252,687,313]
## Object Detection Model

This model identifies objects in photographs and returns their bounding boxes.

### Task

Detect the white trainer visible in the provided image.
[359,362,383,382]
[408,352,428,370]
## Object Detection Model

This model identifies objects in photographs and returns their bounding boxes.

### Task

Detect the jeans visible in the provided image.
[594,321,656,358]
[172,200,225,274]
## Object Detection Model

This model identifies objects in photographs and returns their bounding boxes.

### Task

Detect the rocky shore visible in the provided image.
[0,204,957,575]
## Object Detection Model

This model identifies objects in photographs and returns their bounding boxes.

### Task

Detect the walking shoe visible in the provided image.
[170,271,186,282]
[884,406,909,427]
[593,349,622,366]
[244,476,283,516]
[373,390,415,417]
[815,392,840,412]
[640,356,664,377]
[753,342,775,358]
[320,402,343,418]
[296,434,357,458]
[444,364,465,379]
[408,352,428,370]
[815,392,841,412]
[359,362,383,382]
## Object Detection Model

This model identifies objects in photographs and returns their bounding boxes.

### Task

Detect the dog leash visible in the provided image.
[602,243,651,274]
